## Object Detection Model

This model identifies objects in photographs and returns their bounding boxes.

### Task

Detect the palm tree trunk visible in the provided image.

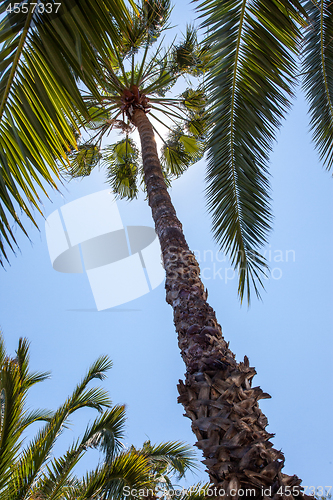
[132,108,307,500]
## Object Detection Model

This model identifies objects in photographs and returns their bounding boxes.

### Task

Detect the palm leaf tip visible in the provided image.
[302,0,333,170]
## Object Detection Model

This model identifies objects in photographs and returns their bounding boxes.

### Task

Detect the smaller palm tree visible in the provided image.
[0,333,198,500]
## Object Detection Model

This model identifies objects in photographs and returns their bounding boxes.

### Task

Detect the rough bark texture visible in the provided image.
[132,109,308,500]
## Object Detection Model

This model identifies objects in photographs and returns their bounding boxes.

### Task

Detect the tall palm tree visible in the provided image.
[1,0,332,496]
[57,1,318,496]
[0,332,198,499]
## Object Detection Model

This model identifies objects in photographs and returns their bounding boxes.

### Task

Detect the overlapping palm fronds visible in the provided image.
[0,334,118,499]
[2,0,333,303]
[103,137,140,199]
[66,6,208,199]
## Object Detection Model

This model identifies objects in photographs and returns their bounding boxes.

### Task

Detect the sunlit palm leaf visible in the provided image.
[186,113,208,139]
[138,440,197,479]
[1,335,199,500]
[302,0,333,170]
[68,144,102,178]
[4,353,113,499]
[31,407,126,499]
[0,335,51,492]
[161,126,205,177]
[76,452,152,500]
[198,0,305,301]
[103,138,140,199]
[181,88,206,113]
[0,0,132,265]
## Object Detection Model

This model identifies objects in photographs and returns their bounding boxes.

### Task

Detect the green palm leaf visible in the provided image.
[4,353,113,499]
[0,0,132,265]
[171,25,210,76]
[138,440,197,479]
[76,452,152,500]
[68,144,102,178]
[198,0,305,301]
[103,138,140,200]
[0,335,51,492]
[31,407,126,500]
[302,0,333,169]
[1,335,201,500]
[161,126,205,177]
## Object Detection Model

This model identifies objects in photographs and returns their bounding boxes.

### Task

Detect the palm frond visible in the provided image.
[77,451,152,500]
[171,25,204,76]
[302,0,333,169]
[0,335,50,492]
[31,405,126,500]
[0,0,132,265]
[161,126,205,177]
[103,137,140,199]
[142,0,172,44]
[15,337,50,389]
[120,0,172,55]
[30,447,82,500]
[181,88,206,113]
[81,405,126,460]
[185,113,208,139]
[0,358,24,490]
[138,440,197,479]
[198,0,305,302]
[1,336,199,500]
[17,408,54,432]
[68,144,102,178]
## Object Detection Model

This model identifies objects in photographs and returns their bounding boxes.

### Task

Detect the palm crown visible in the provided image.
[67,1,209,201]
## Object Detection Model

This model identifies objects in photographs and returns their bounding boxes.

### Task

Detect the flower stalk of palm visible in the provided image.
[0,332,199,500]
[65,1,311,497]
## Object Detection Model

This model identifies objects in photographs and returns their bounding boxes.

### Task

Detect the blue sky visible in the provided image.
[0,0,332,491]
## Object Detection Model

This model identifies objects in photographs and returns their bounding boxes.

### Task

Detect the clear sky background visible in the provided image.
[0,0,332,491]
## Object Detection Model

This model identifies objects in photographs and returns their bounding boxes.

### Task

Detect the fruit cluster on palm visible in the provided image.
[1,0,332,497]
